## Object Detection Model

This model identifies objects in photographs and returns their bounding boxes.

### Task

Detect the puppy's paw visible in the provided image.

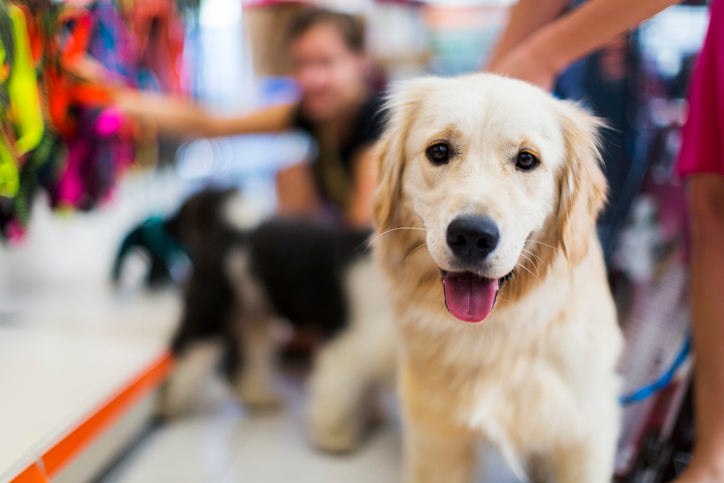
[157,391,188,420]
[308,409,360,453]
[236,379,281,410]
[156,379,197,419]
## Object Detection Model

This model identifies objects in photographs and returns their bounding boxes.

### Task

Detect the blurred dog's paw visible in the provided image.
[157,382,194,419]
[308,407,360,453]
[236,379,281,410]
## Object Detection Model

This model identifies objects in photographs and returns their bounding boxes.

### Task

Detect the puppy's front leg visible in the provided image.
[401,366,476,483]
[404,415,477,483]
[549,404,619,483]
[307,326,396,453]
[307,336,365,453]
[234,312,280,409]
[160,339,223,418]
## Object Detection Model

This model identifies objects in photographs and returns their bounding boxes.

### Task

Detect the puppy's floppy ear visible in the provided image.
[373,81,428,231]
[373,128,405,232]
[555,101,608,265]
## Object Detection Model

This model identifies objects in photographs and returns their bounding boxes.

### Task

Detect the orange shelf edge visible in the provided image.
[10,351,174,483]
[10,463,47,483]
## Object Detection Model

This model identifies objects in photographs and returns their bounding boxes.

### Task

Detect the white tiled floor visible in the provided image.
[105,382,404,483]
[103,370,521,483]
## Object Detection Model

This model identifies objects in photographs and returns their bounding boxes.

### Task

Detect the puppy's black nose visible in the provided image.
[446,215,500,261]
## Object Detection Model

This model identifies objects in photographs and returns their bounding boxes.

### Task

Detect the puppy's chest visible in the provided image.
[407,334,584,446]
[464,356,581,436]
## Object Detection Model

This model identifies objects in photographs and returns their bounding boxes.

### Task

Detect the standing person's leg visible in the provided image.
[677,174,724,483]
[675,1,724,480]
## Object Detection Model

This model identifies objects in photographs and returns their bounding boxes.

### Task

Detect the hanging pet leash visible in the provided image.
[619,332,692,405]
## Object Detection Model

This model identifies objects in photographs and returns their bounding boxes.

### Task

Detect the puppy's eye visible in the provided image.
[515,151,540,171]
[425,143,451,165]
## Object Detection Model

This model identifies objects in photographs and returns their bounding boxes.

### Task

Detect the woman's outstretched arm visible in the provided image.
[114,89,296,139]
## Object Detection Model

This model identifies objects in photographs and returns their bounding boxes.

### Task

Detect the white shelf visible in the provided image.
[0,292,179,483]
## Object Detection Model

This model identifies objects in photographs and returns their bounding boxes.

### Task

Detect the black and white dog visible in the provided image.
[161,187,396,452]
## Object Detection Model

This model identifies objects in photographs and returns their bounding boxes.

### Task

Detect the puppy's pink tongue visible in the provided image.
[442,272,499,322]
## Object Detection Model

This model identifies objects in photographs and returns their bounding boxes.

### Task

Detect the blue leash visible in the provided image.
[619,332,692,405]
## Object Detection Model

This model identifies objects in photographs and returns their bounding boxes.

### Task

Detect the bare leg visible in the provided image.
[676,175,724,482]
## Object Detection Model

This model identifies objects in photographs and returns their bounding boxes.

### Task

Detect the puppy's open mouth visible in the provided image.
[440,270,513,323]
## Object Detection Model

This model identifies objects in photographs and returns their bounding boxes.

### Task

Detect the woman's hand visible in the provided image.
[487,0,680,92]
[487,40,560,91]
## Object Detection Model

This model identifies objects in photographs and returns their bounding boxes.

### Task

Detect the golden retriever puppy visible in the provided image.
[373,73,623,483]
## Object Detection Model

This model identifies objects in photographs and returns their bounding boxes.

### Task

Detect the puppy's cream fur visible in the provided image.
[307,257,397,451]
[373,73,622,482]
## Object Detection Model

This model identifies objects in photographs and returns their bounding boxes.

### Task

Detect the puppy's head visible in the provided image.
[374,74,607,323]
[166,187,241,267]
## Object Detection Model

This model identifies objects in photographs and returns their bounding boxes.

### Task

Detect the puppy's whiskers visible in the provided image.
[368,227,427,248]
[518,253,540,279]
[404,242,428,266]
[520,248,542,278]
[515,261,540,282]
[526,240,555,250]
